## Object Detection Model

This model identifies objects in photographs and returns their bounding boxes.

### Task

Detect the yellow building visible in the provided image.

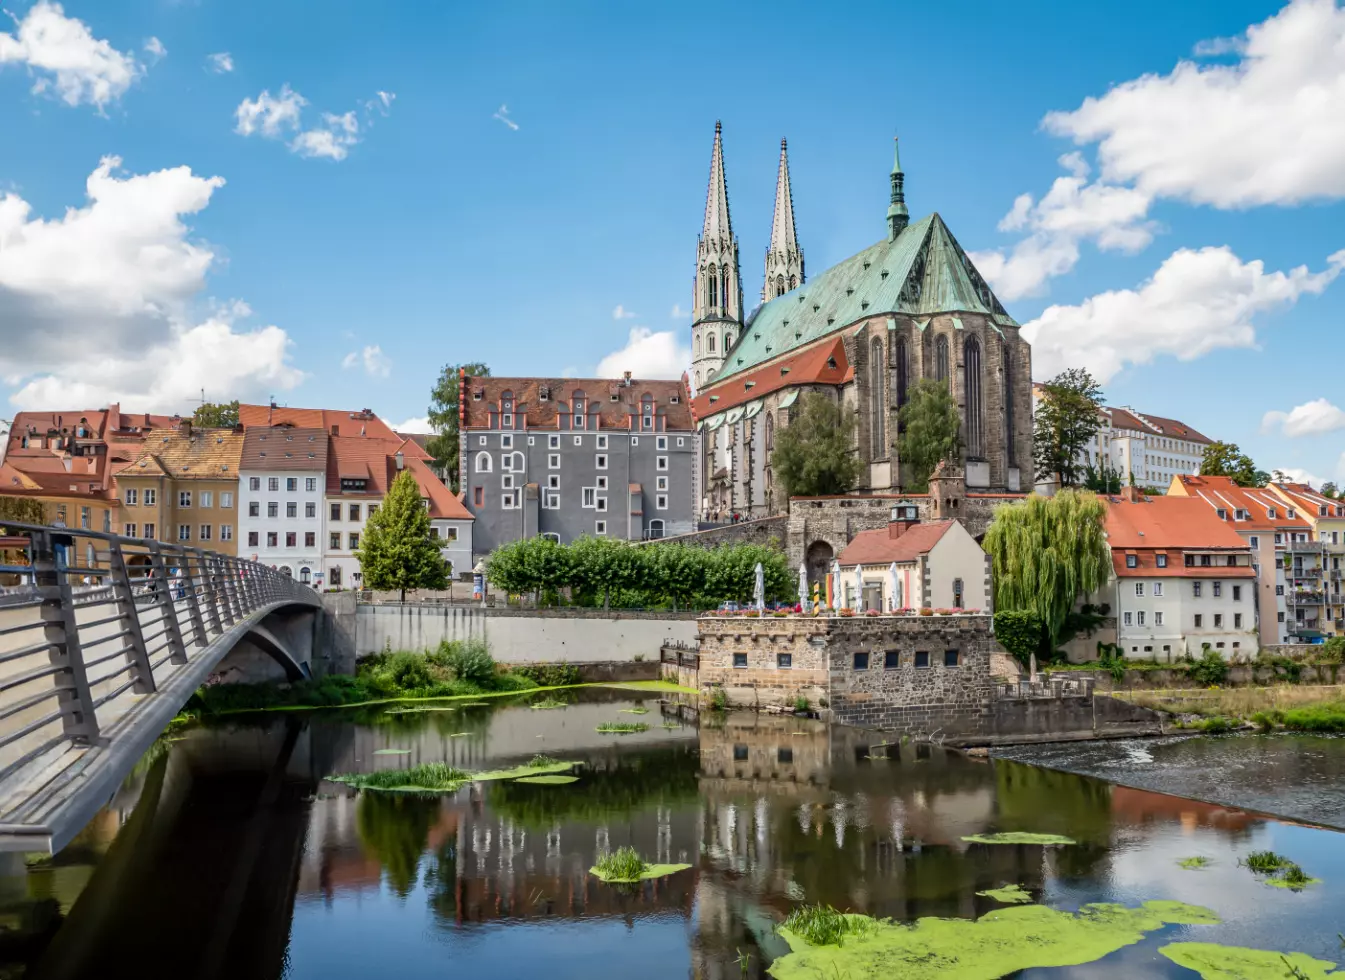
[114,425,245,557]
[1269,482,1345,637]
[0,462,118,571]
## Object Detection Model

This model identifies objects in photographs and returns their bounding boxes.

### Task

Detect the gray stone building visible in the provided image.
[690,127,1034,519]
[460,374,696,559]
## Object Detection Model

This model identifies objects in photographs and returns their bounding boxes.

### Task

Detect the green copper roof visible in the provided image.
[708,212,1018,385]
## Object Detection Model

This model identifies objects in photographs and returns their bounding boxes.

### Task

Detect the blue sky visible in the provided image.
[1,0,1343,484]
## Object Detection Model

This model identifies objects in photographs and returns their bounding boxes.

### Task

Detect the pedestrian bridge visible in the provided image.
[0,524,322,854]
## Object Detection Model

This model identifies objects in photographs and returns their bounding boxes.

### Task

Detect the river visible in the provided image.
[2,687,1343,979]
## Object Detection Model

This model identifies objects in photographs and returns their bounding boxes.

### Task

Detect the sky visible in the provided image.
[0,0,1343,485]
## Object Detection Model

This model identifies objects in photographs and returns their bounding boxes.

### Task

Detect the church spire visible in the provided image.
[887,136,909,240]
[763,138,804,302]
[690,121,742,391]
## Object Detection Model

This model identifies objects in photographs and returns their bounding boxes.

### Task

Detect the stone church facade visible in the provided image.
[688,127,1034,521]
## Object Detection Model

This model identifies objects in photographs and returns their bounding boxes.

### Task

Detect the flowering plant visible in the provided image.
[918,608,934,617]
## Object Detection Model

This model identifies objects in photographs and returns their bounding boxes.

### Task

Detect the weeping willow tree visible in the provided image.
[983,490,1110,650]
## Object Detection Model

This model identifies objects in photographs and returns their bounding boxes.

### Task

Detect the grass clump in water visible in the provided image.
[962,832,1076,846]
[976,884,1034,904]
[597,722,649,734]
[528,753,557,767]
[1160,942,1343,978]
[589,845,690,883]
[619,706,650,715]
[529,697,567,710]
[340,762,470,792]
[780,905,873,947]
[1244,850,1292,873]
[1178,856,1212,870]
[1266,863,1321,890]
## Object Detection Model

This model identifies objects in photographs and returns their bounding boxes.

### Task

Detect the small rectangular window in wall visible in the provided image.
[178,525,190,541]
[597,435,608,449]
[595,497,607,512]
[732,653,747,668]
[853,651,869,670]
[199,524,212,541]
[656,456,668,471]
[657,436,668,450]
[777,653,792,669]
[349,532,360,549]
[884,650,900,669]
[549,435,559,448]
[549,454,560,468]
[943,650,959,667]
[329,532,340,549]
[267,532,278,548]
[914,651,930,668]
[473,487,484,506]
[596,454,608,470]
[656,495,668,510]
[594,520,606,535]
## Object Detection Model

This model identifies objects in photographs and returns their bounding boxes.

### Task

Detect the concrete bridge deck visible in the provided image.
[0,524,319,853]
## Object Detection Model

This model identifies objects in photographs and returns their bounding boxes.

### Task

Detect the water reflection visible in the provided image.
[4,695,1345,979]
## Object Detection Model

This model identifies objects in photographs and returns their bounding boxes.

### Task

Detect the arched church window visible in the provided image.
[694,334,700,355]
[707,333,716,353]
[935,335,949,385]
[964,337,984,458]
[765,412,774,452]
[695,369,702,386]
[775,275,785,298]
[894,338,909,432]
[869,337,885,459]
[708,266,718,308]
[721,270,730,312]
[1004,348,1016,466]
[725,332,733,348]
[788,275,797,290]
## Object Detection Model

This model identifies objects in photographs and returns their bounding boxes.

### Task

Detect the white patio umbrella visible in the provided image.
[888,562,900,612]
[830,560,842,610]
[753,562,765,613]
[797,562,809,612]
[853,565,864,611]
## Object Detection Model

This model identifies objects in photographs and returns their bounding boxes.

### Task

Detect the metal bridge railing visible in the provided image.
[0,522,314,785]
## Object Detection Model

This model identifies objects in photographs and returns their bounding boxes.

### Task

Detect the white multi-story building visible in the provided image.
[1103,492,1259,660]
[239,427,328,585]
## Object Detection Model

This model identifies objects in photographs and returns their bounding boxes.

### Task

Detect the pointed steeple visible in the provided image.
[702,120,734,243]
[762,138,805,302]
[691,121,743,392]
[887,136,909,240]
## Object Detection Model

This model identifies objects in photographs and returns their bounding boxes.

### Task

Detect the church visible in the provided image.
[688,123,1034,520]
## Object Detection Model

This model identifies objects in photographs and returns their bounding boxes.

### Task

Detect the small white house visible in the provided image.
[239,427,328,585]
[835,506,991,611]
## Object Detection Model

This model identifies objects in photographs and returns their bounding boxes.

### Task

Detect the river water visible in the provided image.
[3,687,1344,979]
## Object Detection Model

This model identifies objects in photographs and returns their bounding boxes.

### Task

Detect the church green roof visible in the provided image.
[708,212,1018,385]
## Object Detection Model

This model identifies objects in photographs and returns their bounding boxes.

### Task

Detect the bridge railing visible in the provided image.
[0,523,314,784]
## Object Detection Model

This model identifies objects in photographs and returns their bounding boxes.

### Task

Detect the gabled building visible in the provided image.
[1267,482,1345,639]
[238,427,329,583]
[835,506,990,612]
[459,374,696,557]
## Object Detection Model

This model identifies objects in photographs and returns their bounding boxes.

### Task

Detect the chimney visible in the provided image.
[1120,485,1143,503]
[623,371,632,386]
[395,451,404,471]
[269,398,276,425]
[888,503,920,539]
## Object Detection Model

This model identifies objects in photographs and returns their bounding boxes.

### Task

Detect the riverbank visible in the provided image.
[1110,685,1345,733]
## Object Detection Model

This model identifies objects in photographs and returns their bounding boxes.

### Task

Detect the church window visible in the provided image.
[894,338,909,432]
[788,275,797,290]
[722,270,730,312]
[694,335,700,355]
[1004,348,1016,466]
[695,369,701,386]
[725,332,733,348]
[869,338,885,459]
[935,335,950,385]
[765,412,774,452]
[964,337,984,458]
[775,275,785,298]
[708,266,718,308]
[707,333,716,353]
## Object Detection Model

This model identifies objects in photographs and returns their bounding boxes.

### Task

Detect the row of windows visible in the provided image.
[247,501,319,519]
[330,503,375,522]
[475,450,672,474]
[248,531,317,549]
[247,477,319,493]
[123,489,235,509]
[732,650,961,669]
[478,434,682,450]
[137,524,236,543]
[1124,611,1244,629]
[1132,581,1243,599]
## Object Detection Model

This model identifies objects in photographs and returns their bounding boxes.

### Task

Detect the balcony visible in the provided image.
[1288,591,1326,605]
[1287,540,1326,553]
[1290,567,1322,579]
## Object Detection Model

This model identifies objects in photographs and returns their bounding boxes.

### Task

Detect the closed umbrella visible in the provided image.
[830,560,842,610]
[798,563,809,613]
[754,562,765,613]
[888,562,900,612]
[853,565,864,611]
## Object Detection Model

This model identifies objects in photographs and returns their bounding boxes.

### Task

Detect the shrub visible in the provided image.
[435,639,496,687]
[513,662,582,688]
[709,688,728,712]
[383,651,434,691]
[793,695,810,713]
[1188,646,1229,687]
[994,610,1044,667]
[593,847,646,880]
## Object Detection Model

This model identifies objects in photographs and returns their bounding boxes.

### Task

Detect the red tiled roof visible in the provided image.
[324,437,471,520]
[460,377,693,431]
[239,404,429,457]
[241,427,329,471]
[836,520,955,566]
[1104,496,1254,577]
[406,456,472,520]
[1271,482,1345,517]
[694,336,850,417]
[1171,474,1311,530]
[1126,410,1211,444]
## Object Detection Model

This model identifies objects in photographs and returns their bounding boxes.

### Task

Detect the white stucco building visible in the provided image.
[239,427,328,585]
[835,506,991,612]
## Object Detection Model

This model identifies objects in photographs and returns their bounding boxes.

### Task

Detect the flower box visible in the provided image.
[918,608,934,617]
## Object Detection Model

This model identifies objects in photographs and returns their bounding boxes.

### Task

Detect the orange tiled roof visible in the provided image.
[325,437,471,520]
[1271,482,1345,518]
[1171,475,1311,529]
[694,336,849,417]
[241,427,329,471]
[239,404,429,458]
[836,520,955,566]
[117,427,245,482]
[461,377,693,431]
[1104,496,1254,577]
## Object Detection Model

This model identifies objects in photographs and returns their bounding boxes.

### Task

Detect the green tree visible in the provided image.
[1322,482,1339,499]
[1083,460,1122,494]
[427,362,489,493]
[771,393,861,498]
[993,610,1045,667]
[983,490,1111,652]
[1033,369,1104,488]
[1200,441,1263,487]
[355,470,449,599]
[648,543,708,611]
[191,400,239,427]
[897,379,961,492]
[0,497,46,526]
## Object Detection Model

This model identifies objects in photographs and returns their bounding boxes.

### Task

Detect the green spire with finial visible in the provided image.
[887,136,909,240]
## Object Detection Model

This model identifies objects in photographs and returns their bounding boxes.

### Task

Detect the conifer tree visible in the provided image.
[355,471,448,600]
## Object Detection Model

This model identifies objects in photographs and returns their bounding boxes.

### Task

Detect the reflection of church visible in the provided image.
[689,125,1034,520]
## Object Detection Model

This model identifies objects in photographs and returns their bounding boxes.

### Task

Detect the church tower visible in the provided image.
[691,121,742,391]
[762,138,804,302]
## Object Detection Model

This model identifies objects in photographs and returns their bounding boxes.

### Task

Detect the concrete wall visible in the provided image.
[355,602,698,661]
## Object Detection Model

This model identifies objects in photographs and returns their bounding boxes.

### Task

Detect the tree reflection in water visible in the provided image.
[356,793,441,897]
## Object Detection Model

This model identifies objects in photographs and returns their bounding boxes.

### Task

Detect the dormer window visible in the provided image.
[1216,508,1227,520]
[1268,507,1277,519]
[472,389,483,401]
[1287,508,1296,519]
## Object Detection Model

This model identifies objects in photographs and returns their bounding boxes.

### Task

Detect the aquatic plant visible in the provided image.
[1265,863,1321,890]
[961,832,1076,846]
[1177,856,1212,870]
[1245,850,1292,873]
[793,695,810,713]
[597,722,650,734]
[589,845,691,883]
[771,901,1220,980]
[660,722,680,730]
[529,698,567,710]
[332,759,577,793]
[976,884,1034,904]
[528,754,558,767]
[620,707,650,715]
[780,905,873,947]
[1159,942,1342,979]
[709,688,729,712]
[514,774,577,785]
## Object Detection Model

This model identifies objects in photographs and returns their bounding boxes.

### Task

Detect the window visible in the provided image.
[197,523,211,541]
[1135,582,1145,596]
[528,436,534,446]
[473,487,484,507]
[478,435,486,445]
[249,477,261,491]
[476,452,492,473]
[501,491,517,509]
[732,653,747,668]
[548,454,560,469]
[853,651,869,669]
[1125,555,1137,568]
[1154,611,1164,626]
[944,650,959,667]
[544,490,560,509]
[178,525,191,541]
[656,456,668,471]
[330,503,341,521]
[1274,532,1283,545]
[656,436,668,451]
[268,502,279,518]
[1212,581,1222,597]
[596,496,607,512]
[1137,611,1146,626]
[656,494,669,510]
[1194,613,1203,627]
[124,523,137,537]
[286,532,297,548]
[178,491,192,508]
[329,532,340,550]
[1200,555,1211,567]
[1278,611,1286,623]
[349,532,360,549]
[914,651,930,668]
[144,489,156,506]
[1217,508,1227,520]
[1193,581,1202,597]
[596,454,608,470]
[1123,611,1133,626]
[1156,554,1167,568]
[1232,585,1242,601]
[144,523,157,539]
[656,475,668,491]
[595,520,607,535]
[267,531,278,548]
[549,435,559,448]
[1226,555,1238,567]
[592,475,606,491]
[249,501,260,518]
[330,566,342,587]
[268,478,279,492]
[777,653,792,669]
[306,478,317,492]
[597,435,608,449]
[777,747,794,764]
[1214,613,1223,628]
[124,489,138,506]
[349,504,361,521]
[305,502,316,518]
[502,475,515,490]
[574,436,582,445]
[221,492,233,509]
[1153,583,1163,597]
[582,487,596,508]
[884,650,900,669]
[221,525,233,541]
[248,531,260,547]
[287,502,298,518]
[547,475,560,489]
[501,434,513,449]
[305,531,316,547]
[445,527,458,542]
[1250,535,1259,549]
[1234,613,1243,628]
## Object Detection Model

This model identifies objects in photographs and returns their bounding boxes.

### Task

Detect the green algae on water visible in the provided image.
[961,832,1076,846]
[1265,871,1322,890]
[1179,856,1213,870]
[597,722,649,734]
[515,774,578,785]
[1160,942,1345,978]
[373,748,412,755]
[331,760,577,794]
[768,901,1219,980]
[976,883,1033,904]
[589,845,691,884]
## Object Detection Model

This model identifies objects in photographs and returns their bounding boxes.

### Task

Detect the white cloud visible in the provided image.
[670,303,687,319]
[341,345,391,378]
[1044,0,1345,209]
[1262,397,1345,438]
[143,37,165,62]
[386,415,431,434]
[236,86,388,161]
[0,1,143,109]
[205,51,233,74]
[595,327,691,380]
[492,103,518,130]
[0,157,303,412]
[1023,246,1345,383]
[612,304,636,320]
[1271,466,1327,489]
[1192,35,1245,57]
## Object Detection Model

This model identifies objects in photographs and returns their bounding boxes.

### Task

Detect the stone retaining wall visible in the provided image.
[1055,662,1345,691]
[643,516,789,552]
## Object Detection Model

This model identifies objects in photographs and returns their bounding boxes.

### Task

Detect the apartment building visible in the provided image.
[1268,482,1345,639]
[460,374,696,559]
[238,427,329,584]
[115,425,246,556]
[1104,493,1259,660]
